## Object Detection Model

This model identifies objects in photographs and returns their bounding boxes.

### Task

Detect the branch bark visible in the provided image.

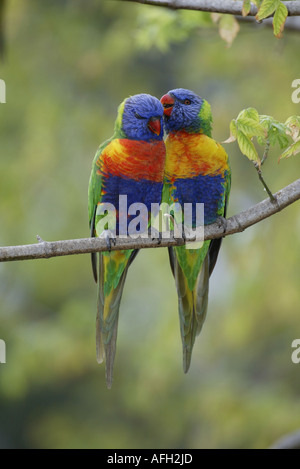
[0,179,299,263]
[121,0,300,16]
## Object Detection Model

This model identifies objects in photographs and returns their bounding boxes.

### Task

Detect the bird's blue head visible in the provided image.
[115,93,164,141]
[160,88,212,137]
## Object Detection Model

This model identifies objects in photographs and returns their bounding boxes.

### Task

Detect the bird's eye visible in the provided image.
[135,112,143,119]
[184,99,191,105]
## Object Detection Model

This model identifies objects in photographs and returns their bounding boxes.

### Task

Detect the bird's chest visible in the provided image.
[164,133,222,180]
[99,139,165,210]
[164,133,228,224]
[101,139,165,182]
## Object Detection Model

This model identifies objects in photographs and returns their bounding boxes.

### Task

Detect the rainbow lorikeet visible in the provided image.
[160,88,231,373]
[88,94,165,388]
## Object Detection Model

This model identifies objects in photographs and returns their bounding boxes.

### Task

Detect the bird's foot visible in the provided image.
[149,226,162,244]
[164,214,185,240]
[181,225,187,242]
[100,229,116,252]
[216,216,227,234]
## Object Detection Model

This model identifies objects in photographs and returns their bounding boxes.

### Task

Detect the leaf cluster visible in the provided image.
[243,0,289,38]
[224,108,300,165]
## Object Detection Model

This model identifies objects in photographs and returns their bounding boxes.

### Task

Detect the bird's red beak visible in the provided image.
[160,94,175,117]
[148,117,161,136]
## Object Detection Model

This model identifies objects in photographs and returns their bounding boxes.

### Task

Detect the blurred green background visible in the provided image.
[0,0,300,449]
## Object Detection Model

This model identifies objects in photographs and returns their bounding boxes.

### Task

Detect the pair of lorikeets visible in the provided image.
[88,89,231,388]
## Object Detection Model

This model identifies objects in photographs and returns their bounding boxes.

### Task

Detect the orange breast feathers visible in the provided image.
[165,130,229,180]
[97,139,166,182]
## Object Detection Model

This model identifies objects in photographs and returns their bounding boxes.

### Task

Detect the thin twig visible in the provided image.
[0,179,299,263]
[120,0,300,17]
[256,168,276,202]
[261,140,270,167]
[253,140,275,202]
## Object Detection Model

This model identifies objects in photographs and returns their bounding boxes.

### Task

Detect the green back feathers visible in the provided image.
[113,100,126,139]
[88,99,127,228]
[198,99,213,137]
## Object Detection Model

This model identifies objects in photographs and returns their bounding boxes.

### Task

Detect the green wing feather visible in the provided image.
[208,168,231,275]
[88,138,113,283]
[88,101,127,282]
[88,139,112,228]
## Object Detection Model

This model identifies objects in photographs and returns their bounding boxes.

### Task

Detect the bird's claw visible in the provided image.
[100,229,116,252]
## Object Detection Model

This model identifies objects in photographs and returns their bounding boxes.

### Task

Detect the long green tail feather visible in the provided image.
[172,248,210,373]
[96,250,138,388]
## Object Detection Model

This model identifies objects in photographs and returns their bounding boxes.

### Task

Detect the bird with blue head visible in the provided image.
[161,88,231,373]
[88,93,165,388]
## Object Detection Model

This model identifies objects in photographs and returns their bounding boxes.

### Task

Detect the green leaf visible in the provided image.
[280,140,300,159]
[236,117,266,138]
[235,108,266,140]
[256,0,280,21]
[242,0,252,16]
[259,116,290,148]
[257,135,267,146]
[237,107,260,122]
[230,119,238,138]
[268,123,289,148]
[237,130,260,164]
[259,115,275,128]
[273,1,288,38]
[269,130,289,149]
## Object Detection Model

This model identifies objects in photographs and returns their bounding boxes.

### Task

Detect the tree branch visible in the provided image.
[0,179,299,263]
[121,0,300,16]
[270,430,300,449]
